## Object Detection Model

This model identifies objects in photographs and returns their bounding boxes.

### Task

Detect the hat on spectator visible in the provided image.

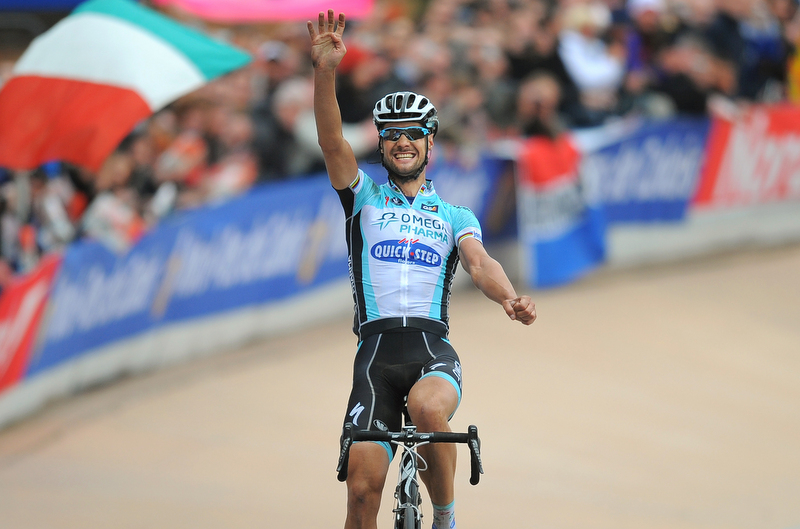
[627,0,665,16]
[563,2,612,32]
[259,41,289,62]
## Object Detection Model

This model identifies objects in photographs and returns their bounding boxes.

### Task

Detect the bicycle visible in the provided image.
[336,422,484,529]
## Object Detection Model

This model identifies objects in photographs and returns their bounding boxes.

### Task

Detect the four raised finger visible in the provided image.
[311,10,345,36]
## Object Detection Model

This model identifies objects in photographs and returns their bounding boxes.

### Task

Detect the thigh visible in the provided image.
[342,334,408,459]
[418,334,463,409]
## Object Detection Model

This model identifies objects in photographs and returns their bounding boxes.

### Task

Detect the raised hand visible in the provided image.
[307,10,347,71]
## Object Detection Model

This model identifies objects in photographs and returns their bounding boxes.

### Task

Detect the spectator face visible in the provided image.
[517,73,562,137]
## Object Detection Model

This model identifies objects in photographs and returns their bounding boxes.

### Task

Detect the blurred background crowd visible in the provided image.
[0,0,798,289]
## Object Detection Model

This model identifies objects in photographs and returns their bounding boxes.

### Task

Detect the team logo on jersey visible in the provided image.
[370,239,442,267]
[372,212,399,230]
[421,202,439,213]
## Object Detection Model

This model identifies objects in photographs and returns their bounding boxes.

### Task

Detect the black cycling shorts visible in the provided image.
[342,328,463,460]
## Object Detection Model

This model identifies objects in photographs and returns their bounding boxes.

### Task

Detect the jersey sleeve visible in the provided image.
[336,169,380,217]
[451,205,483,246]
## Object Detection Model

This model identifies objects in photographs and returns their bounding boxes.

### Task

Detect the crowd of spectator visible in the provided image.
[1,0,799,289]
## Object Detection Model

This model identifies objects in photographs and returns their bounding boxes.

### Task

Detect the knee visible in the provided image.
[346,444,389,513]
[347,475,383,510]
[407,393,452,430]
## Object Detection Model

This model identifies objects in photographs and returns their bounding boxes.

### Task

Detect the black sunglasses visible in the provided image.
[378,126,432,141]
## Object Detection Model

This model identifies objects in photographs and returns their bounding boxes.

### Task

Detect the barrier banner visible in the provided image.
[695,105,800,207]
[516,135,606,288]
[26,175,347,376]
[579,117,710,222]
[0,255,62,392]
[429,154,517,242]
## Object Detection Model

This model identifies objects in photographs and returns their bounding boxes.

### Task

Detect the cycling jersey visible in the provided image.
[336,169,483,340]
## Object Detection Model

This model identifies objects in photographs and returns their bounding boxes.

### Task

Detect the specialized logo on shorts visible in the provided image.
[349,402,365,426]
[373,420,388,431]
[370,239,442,267]
[453,361,462,383]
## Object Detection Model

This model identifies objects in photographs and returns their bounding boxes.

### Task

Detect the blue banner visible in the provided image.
[516,135,607,288]
[429,154,517,242]
[518,176,606,288]
[27,175,348,375]
[579,117,711,222]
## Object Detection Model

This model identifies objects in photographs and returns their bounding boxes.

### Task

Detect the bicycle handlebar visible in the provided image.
[336,423,484,485]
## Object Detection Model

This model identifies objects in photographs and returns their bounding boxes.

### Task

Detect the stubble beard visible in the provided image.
[383,149,426,184]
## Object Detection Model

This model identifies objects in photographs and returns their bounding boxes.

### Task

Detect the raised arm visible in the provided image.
[459,237,537,325]
[307,10,360,190]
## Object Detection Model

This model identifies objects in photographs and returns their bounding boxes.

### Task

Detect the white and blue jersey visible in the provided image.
[336,169,482,339]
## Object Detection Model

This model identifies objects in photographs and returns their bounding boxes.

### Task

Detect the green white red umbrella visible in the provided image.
[0,0,251,172]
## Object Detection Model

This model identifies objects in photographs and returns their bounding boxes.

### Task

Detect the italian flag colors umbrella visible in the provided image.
[0,0,252,172]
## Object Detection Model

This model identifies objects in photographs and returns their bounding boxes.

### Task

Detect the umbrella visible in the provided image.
[0,0,252,171]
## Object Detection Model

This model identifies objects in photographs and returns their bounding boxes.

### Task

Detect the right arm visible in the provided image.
[307,11,360,190]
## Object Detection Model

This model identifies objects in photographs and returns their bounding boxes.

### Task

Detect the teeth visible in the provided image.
[396,153,414,159]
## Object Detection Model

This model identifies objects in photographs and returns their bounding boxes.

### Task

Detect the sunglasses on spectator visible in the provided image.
[378,126,432,141]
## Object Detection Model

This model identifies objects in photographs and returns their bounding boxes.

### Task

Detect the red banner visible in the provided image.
[694,105,800,207]
[0,255,62,392]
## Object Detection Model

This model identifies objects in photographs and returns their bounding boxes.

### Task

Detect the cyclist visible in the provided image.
[308,11,536,529]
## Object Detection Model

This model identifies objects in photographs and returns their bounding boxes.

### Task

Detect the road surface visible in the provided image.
[1,245,799,529]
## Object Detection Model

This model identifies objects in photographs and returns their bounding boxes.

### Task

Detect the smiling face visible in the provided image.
[379,121,434,183]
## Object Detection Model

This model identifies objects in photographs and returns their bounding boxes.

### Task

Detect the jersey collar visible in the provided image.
[388,179,437,199]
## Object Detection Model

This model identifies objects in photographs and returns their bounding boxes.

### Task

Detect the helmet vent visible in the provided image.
[373,91,439,136]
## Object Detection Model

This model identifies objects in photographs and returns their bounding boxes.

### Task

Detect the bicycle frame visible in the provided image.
[394,428,424,529]
[337,422,484,529]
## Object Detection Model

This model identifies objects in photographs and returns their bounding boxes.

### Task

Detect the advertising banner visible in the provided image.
[429,153,517,242]
[26,175,348,376]
[0,255,62,393]
[516,135,606,288]
[579,117,710,222]
[695,105,800,207]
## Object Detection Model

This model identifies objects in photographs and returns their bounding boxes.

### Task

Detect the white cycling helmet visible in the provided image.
[373,91,439,136]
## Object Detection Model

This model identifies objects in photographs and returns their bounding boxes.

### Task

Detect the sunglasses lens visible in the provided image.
[380,127,430,141]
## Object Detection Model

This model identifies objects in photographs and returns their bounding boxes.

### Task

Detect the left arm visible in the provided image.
[459,237,536,325]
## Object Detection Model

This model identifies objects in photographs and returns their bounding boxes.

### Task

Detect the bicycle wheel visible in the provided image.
[394,478,421,529]
[403,480,420,529]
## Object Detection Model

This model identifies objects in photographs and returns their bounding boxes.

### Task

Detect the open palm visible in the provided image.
[307,10,347,70]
